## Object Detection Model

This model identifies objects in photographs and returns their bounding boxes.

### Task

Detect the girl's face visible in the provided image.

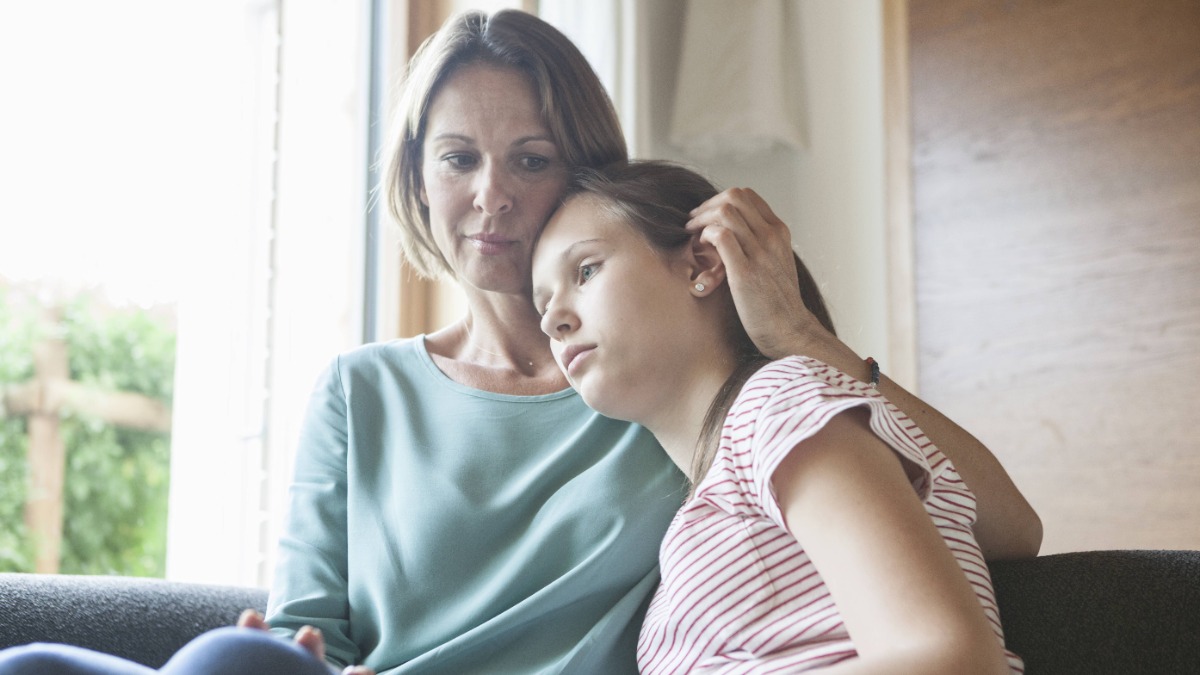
[420,63,567,295]
[532,196,699,422]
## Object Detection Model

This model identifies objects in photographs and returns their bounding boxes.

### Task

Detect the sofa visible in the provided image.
[2,549,1198,674]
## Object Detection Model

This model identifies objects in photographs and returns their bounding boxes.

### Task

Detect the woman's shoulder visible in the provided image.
[334,336,421,367]
[319,336,429,388]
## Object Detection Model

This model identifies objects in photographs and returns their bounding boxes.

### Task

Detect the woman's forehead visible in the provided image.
[427,63,544,127]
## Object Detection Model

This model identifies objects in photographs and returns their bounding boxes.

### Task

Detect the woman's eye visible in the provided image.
[521,155,550,171]
[444,153,476,169]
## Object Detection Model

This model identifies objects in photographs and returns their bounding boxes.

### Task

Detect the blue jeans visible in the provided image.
[0,627,332,675]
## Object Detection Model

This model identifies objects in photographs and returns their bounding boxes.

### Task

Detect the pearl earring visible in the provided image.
[694,283,705,292]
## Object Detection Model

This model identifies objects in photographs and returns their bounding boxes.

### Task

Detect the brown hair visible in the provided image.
[383,9,627,278]
[564,161,836,489]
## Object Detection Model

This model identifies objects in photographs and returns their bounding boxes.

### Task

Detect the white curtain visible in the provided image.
[669,0,806,158]
[539,0,805,160]
[538,0,656,156]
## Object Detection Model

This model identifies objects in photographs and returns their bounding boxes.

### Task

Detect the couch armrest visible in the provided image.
[989,549,1200,675]
[0,573,268,668]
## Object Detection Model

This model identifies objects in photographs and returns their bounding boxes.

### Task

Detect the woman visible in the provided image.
[530,160,1024,673]
[0,8,1038,675]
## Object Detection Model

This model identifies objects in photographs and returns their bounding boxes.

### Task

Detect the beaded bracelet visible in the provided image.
[865,357,880,389]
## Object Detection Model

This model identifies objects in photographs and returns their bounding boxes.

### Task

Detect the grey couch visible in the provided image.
[2,549,1198,674]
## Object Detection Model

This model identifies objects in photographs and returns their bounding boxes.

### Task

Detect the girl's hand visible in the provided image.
[686,187,816,358]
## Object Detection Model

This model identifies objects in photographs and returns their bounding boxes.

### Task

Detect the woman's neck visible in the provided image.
[459,288,554,368]
[425,289,568,395]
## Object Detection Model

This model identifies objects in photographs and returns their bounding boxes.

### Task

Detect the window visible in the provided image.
[0,0,370,587]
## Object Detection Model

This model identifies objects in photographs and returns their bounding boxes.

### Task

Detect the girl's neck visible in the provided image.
[642,352,739,477]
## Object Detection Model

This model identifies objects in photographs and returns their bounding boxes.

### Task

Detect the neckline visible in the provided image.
[412,334,577,402]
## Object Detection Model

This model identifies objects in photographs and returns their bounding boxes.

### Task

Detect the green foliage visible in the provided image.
[58,422,171,576]
[0,287,36,571]
[63,297,175,404]
[0,288,175,576]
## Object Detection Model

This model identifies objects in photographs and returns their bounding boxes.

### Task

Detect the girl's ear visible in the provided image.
[686,235,726,296]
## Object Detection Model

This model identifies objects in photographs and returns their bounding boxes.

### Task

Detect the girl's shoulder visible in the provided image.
[739,355,876,406]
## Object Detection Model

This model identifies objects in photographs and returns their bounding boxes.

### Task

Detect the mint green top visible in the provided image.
[266,338,685,674]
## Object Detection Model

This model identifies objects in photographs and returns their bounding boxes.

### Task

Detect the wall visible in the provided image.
[909,0,1200,553]
[635,0,892,370]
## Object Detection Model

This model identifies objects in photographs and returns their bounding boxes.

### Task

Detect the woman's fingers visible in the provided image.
[237,609,269,630]
[238,610,336,672]
[294,625,327,663]
[687,187,791,255]
[686,187,818,359]
[342,667,376,675]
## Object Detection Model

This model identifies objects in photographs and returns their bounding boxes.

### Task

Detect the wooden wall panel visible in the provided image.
[909,0,1200,553]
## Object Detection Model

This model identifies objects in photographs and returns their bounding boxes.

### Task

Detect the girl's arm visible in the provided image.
[772,409,1012,675]
[688,188,1042,559]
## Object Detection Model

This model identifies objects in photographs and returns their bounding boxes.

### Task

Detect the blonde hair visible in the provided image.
[383,9,627,278]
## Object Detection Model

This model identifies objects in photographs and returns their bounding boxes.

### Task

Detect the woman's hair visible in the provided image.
[565,161,836,490]
[383,9,627,278]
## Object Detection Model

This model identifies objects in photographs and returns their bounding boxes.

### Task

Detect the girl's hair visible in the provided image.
[565,161,836,490]
[383,9,627,278]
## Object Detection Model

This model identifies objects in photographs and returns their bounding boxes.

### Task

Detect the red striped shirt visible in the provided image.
[637,357,1024,674]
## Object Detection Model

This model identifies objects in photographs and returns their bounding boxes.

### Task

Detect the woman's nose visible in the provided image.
[473,163,513,215]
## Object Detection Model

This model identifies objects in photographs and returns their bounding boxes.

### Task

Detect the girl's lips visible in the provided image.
[561,345,595,377]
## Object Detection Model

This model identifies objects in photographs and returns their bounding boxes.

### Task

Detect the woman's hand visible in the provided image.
[237,610,375,675]
[688,187,1042,559]
[686,187,820,359]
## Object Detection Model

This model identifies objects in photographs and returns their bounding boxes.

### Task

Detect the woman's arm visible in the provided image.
[772,409,1011,675]
[266,360,360,666]
[688,188,1042,559]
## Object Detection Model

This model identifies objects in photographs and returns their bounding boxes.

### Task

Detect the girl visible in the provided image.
[531,161,1025,674]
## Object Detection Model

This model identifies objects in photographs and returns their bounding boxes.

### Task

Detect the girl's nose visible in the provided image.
[539,302,577,340]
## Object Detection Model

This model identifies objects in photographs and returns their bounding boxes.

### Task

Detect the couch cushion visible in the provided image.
[0,573,268,668]
[989,549,1200,675]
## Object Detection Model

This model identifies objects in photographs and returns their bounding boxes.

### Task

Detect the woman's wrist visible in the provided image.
[783,325,874,384]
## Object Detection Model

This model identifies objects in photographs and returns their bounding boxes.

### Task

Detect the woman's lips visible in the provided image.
[469,233,517,255]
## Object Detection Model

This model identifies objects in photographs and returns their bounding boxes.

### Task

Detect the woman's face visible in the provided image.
[532,196,698,422]
[420,63,567,295]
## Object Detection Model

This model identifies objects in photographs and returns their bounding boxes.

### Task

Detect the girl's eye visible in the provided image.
[578,263,599,284]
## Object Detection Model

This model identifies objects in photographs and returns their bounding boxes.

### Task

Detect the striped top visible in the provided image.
[637,356,1024,674]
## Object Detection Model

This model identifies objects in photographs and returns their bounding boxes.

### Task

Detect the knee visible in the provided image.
[163,627,328,675]
[0,643,89,674]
